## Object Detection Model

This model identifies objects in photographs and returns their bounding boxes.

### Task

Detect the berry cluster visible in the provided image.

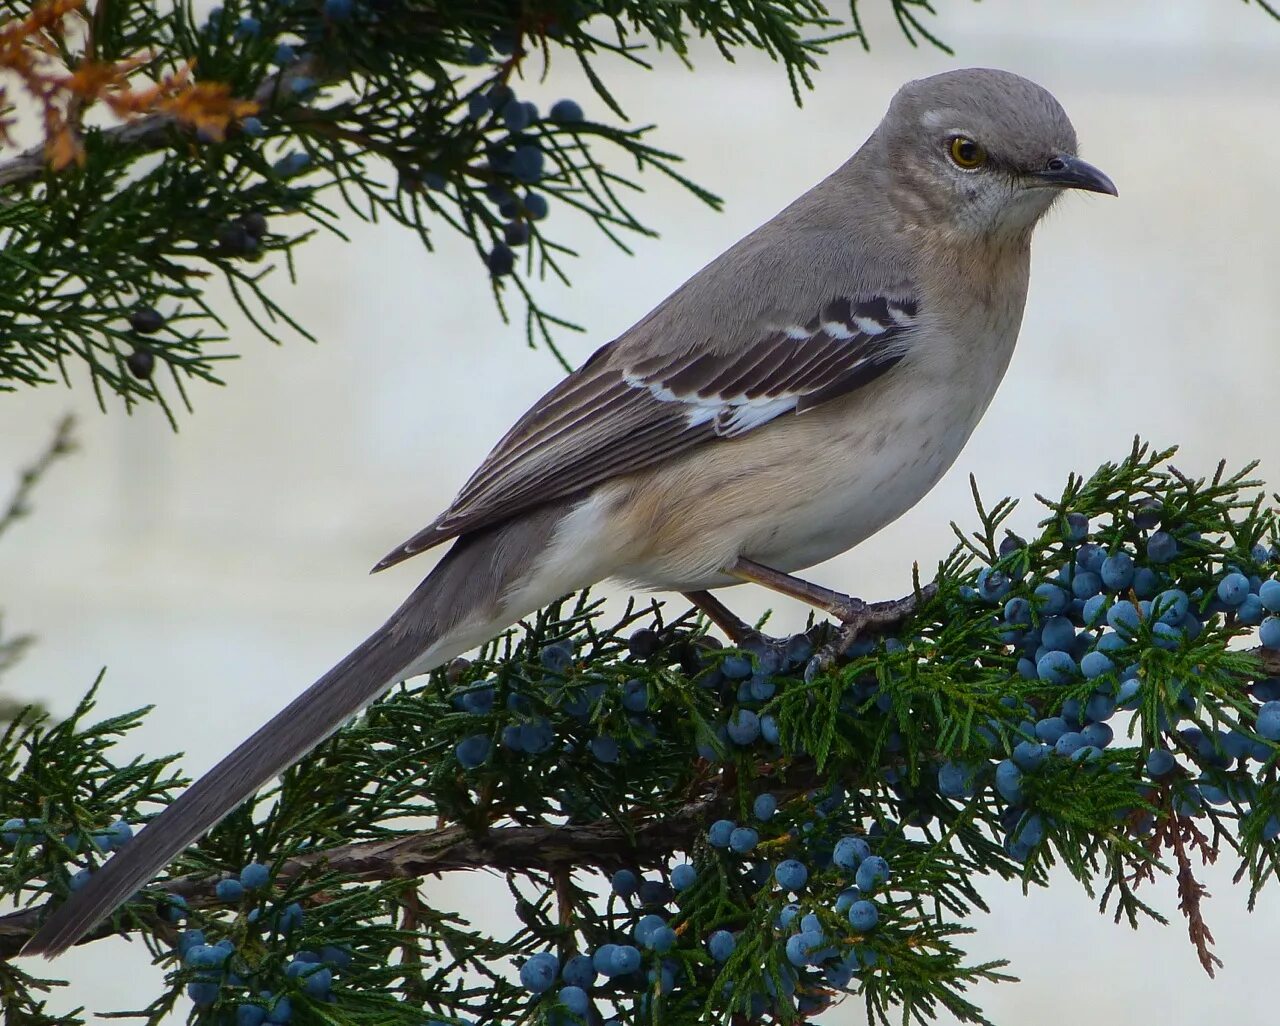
[955,513,1280,856]
[176,860,353,1021]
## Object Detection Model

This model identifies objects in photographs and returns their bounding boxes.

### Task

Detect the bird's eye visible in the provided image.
[948,136,987,169]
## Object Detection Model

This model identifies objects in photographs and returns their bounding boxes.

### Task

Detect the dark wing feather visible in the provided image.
[372,292,919,571]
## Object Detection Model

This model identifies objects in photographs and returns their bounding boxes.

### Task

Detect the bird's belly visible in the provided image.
[742,410,966,574]
[613,368,989,593]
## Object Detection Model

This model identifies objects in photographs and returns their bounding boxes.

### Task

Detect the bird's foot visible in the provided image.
[803,584,937,681]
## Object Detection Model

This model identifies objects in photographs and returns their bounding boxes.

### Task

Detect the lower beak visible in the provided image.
[1029,154,1118,196]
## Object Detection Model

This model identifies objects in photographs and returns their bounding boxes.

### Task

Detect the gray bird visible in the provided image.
[26,66,1115,957]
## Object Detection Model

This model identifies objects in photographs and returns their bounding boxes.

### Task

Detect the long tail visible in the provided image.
[24,505,568,958]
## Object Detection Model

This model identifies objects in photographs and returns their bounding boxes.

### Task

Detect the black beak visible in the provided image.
[1030,154,1117,196]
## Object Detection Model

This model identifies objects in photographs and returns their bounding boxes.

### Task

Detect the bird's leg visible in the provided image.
[727,557,935,672]
[682,590,757,646]
[728,557,870,623]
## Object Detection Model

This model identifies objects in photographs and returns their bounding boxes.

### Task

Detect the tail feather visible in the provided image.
[23,505,567,957]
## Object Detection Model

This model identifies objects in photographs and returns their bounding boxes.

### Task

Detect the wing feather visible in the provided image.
[372,289,919,571]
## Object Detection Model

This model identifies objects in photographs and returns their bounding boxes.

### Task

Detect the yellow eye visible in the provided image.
[948,136,987,169]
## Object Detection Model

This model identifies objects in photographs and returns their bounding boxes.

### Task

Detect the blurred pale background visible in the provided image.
[2,0,1279,1021]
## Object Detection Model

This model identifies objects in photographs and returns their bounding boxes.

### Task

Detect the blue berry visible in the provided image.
[1066,512,1089,542]
[832,835,871,869]
[519,952,559,993]
[289,76,316,97]
[502,98,532,131]
[1131,566,1159,598]
[188,981,221,1007]
[1035,716,1069,743]
[541,642,574,674]
[1257,701,1280,741]
[1100,552,1135,590]
[1107,600,1142,637]
[721,654,752,679]
[1013,812,1045,847]
[1076,543,1106,574]
[785,931,822,967]
[236,16,261,38]
[1146,748,1176,777]
[590,736,619,763]
[461,684,496,714]
[1080,649,1114,679]
[1147,531,1178,564]
[1037,650,1077,684]
[1054,731,1085,757]
[464,42,490,65]
[487,242,515,277]
[855,855,890,893]
[592,944,619,975]
[550,99,585,122]
[774,859,808,891]
[301,965,333,998]
[1003,596,1032,626]
[708,819,735,848]
[236,1006,266,1026]
[671,862,696,891]
[1152,589,1189,625]
[1261,616,1280,650]
[1081,593,1108,627]
[511,144,545,183]
[760,714,780,745]
[455,734,492,768]
[216,878,245,902]
[1080,722,1113,748]
[524,192,549,220]
[1033,582,1070,616]
[1084,691,1117,722]
[323,0,354,20]
[1012,740,1049,772]
[634,913,665,947]
[240,116,264,137]
[976,567,1012,602]
[727,709,760,745]
[649,926,677,953]
[994,760,1023,802]
[265,995,292,1024]
[1218,572,1251,607]
[937,761,974,798]
[611,868,638,896]
[1237,593,1265,625]
[273,151,310,177]
[1072,571,1102,599]
[273,43,296,65]
[1260,579,1280,613]
[1041,615,1076,652]
[620,677,651,712]
[708,930,735,962]
[562,953,596,989]
[560,985,590,1015]
[466,93,491,119]
[729,827,758,853]
[609,945,640,975]
[847,899,879,932]
[162,894,189,923]
[753,793,778,821]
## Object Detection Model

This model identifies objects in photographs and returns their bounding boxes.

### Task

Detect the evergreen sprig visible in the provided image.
[0,0,946,420]
[2,443,1279,1026]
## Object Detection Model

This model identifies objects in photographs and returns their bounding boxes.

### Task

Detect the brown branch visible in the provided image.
[0,797,723,959]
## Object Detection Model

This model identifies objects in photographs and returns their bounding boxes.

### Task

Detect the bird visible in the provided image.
[25,66,1116,957]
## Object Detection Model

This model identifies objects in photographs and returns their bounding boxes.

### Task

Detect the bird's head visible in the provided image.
[879,68,1116,240]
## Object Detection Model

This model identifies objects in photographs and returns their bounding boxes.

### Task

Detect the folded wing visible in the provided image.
[373,292,919,571]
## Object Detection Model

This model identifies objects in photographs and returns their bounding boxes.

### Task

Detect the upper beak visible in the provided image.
[1029,154,1118,196]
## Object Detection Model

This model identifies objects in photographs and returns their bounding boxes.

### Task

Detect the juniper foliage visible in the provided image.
[2,442,1280,1025]
[0,0,967,422]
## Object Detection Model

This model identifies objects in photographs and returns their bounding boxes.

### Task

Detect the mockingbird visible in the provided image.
[27,66,1115,957]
